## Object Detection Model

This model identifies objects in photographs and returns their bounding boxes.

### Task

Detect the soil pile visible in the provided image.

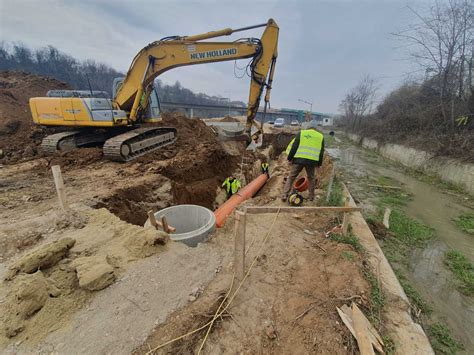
[0,207,168,345]
[219,115,240,123]
[137,113,242,208]
[0,71,70,163]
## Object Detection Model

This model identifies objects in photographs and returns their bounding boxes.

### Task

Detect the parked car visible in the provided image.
[274,118,285,128]
[290,120,300,126]
[267,120,275,125]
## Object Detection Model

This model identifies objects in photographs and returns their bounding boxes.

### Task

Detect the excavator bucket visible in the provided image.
[246,126,263,151]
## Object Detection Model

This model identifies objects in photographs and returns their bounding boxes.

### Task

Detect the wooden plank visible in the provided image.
[337,306,356,335]
[383,208,391,229]
[234,210,246,283]
[337,305,384,353]
[51,165,67,210]
[244,206,361,214]
[353,303,384,348]
[367,184,401,190]
[161,216,170,233]
[352,302,375,355]
[157,221,176,233]
[147,210,176,233]
[147,209,158,228]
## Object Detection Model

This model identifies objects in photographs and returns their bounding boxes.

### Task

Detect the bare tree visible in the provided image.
[393,0,474,128]
[339,75,378,129]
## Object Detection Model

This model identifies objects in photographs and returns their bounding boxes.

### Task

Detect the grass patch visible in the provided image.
[341,250,355,261]
[428,322,464,354]
[362,267,385,327]
[330,232,363,252]
[323,133,336,148]
[393,269,432,316]
[378,209,434,265]
[369,176,411,207]
[453,212,474,235]
[381,335,396,355]
[388,209,434,246]
[326,178,344,207]
[444,250,474,296]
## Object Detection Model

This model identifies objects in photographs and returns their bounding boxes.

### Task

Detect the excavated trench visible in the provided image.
[92,132,293,227]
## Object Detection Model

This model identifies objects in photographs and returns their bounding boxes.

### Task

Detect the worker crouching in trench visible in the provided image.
[222,176,242,199]
[282,120,325,202]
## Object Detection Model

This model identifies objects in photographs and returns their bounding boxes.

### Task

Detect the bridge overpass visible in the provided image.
[160,101,324,123]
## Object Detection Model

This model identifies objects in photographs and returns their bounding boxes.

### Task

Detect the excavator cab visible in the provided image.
[113,77,161,122]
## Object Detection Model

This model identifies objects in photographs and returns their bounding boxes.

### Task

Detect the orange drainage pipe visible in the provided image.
[214,174,269,228]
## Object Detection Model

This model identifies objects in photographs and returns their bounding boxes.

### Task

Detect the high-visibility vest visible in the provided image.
[286,129,324,162]
[222,178,241,194]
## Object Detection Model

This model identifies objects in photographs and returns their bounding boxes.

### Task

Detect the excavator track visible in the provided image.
[41,131,80,154]
[41,130,109,154]
[103,127,177,162]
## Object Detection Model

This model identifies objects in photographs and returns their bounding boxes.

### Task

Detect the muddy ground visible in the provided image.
[1,143,373,354]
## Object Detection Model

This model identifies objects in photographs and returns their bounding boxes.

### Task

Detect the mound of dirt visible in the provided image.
[6,238,76,280]
[219,115,240,122]
[159,112,219,152]
[2,271,51,338]
[0,71,70,163]
[136,113,243,209]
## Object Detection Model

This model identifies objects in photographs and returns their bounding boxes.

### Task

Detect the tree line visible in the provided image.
[339,0,473,160]
[0,42,245,107]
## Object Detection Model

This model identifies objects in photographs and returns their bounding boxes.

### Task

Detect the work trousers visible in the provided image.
[283,163,316,199]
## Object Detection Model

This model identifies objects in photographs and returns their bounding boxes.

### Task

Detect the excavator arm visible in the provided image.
[114,18,279,141]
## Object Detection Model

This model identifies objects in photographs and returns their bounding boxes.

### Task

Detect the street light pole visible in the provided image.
[298,98,313,122]
[298,98,313,112]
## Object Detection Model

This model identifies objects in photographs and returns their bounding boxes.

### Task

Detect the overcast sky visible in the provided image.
[0,0,427,113]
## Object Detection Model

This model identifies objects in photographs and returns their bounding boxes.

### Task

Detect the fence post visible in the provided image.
[51,165,67,211]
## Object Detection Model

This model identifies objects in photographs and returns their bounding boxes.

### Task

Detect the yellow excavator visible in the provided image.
[29,19,279,161]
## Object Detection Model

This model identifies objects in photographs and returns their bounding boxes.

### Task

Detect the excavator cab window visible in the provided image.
[147,86,161,119]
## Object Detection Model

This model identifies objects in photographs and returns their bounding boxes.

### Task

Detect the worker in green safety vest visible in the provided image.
[222,176,242,199]
[282,120,324,202]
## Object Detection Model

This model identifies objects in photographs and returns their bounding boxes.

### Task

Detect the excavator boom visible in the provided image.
[115,18,279,136]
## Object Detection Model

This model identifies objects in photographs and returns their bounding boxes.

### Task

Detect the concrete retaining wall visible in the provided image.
[343,185,434,354]
[346,134,474,194]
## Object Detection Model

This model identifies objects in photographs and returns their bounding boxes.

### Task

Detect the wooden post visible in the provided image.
[51,165,67,210]
[342,197,350,235]
[161,216,170,233]
[234,210,246,284]
[148,209,158,229]
[383,208,391,229]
